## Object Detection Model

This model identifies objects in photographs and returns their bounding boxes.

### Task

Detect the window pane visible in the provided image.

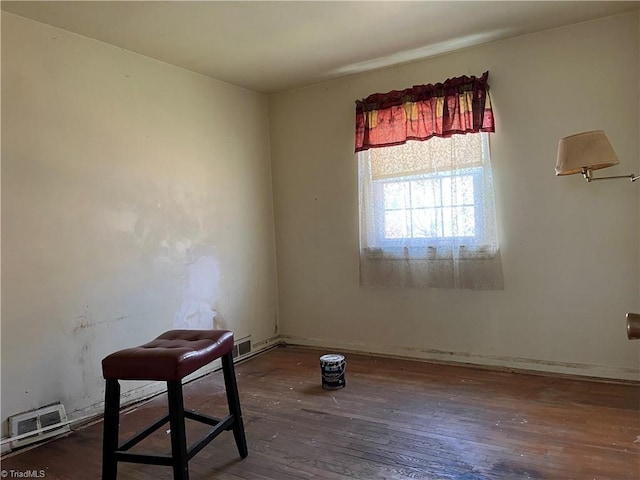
[454,175,474,205]
[385,210,409,238]
[383,181,409,209]
[411,178,440,208]
[441,206,475,237]
[411,208,438,238]
[441,207,453,237]
[457,206,476,237]
[441,177,452,206]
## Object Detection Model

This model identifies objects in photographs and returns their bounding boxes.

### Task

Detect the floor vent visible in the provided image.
[232,336,251,359]
[9,403,70,449]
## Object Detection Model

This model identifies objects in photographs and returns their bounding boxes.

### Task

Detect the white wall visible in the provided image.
[269,12,640,380]
[1,13,279,436]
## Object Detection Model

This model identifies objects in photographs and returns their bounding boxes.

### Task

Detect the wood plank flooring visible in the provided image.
[2,346,639,479]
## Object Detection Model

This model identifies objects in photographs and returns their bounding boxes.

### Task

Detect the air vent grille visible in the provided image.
[40,411,63,428]
[17,417,38,436]
[238,340,251,356]
[232,336,251,359]
[9,403,70,449]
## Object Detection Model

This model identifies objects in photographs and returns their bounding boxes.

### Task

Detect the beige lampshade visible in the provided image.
[555,130,619,176]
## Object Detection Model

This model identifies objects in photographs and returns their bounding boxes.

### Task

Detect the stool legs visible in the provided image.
[167,380,190,480]
[102,379,121,480]
[222,353,248,458]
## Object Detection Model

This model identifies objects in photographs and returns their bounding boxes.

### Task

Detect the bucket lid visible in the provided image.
[320,354,345,363]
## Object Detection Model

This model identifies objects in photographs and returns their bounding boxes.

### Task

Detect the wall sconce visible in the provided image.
[555,130,638,182]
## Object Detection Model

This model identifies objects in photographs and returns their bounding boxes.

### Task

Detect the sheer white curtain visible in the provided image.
[358,133,503,289]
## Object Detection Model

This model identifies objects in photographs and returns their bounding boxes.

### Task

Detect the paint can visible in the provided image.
[319,354,346,390]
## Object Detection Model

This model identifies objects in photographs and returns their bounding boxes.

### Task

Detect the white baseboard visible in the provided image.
[249,334,282,354]
[279,334,640,383]
[1,441,12,455]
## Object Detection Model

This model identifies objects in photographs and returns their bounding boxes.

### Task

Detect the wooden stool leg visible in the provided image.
[222,353,248,458]
[102,379,120,480]
[167,380,189,480]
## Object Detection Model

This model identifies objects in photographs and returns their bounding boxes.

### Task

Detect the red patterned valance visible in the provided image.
[355,71,495,152]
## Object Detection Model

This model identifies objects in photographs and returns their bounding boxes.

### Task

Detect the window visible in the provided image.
[355,72,503,289]
[358,133,503,289]
[361,132,495,249]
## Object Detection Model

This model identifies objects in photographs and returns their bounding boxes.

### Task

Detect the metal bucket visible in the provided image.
[319,354,346,390]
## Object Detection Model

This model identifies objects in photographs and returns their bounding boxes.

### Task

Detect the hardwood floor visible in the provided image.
[2,346,639,479]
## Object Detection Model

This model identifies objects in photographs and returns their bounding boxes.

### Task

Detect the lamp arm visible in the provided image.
[581,168,639,183]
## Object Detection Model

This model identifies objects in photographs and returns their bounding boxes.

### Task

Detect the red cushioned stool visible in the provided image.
[101,330,247,480]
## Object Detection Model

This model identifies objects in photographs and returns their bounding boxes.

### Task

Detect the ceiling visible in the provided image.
[2,1,639,94]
